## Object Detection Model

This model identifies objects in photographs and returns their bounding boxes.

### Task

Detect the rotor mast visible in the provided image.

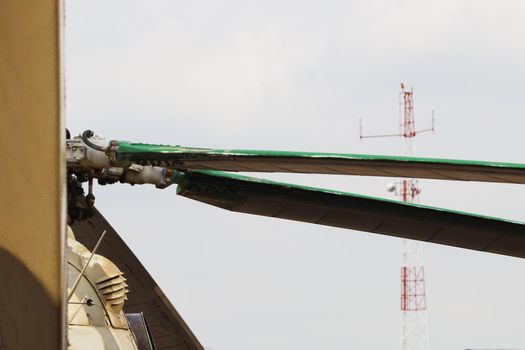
[360,83,434,350]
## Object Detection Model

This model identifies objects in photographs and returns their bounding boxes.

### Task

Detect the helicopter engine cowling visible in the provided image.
[67,227,139,350]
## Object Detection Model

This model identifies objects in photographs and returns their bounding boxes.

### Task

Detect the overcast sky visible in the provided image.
[65,1,525,349]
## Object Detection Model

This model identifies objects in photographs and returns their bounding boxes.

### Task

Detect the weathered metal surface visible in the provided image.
[0,0,65,348]
[72,209,204,350]
[177,170,525,258]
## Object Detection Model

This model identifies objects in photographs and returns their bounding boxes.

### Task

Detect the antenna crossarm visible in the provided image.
[360,133,403,139]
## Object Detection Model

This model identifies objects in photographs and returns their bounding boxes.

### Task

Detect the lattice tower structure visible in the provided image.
[398,84,430,350]
[360,83,434,350]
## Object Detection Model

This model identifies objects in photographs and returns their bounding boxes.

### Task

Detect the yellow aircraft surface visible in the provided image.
[2,1,525,349]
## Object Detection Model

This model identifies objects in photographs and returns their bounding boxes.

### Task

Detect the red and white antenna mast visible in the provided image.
[360,83,434,350]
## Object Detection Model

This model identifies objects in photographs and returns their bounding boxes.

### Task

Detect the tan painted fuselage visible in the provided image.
[0,0,65,348]
[67,227,138,350]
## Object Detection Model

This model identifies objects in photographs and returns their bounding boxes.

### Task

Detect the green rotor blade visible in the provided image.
[175,170,525,258]
[117,142,525,184]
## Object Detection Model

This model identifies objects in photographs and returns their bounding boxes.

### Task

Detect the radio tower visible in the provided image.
[360,84,434,350]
